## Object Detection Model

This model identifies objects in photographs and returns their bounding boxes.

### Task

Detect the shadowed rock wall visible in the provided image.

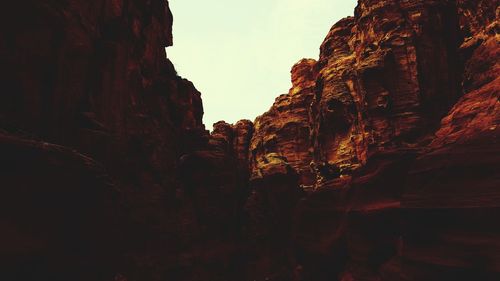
[0,0,498,281]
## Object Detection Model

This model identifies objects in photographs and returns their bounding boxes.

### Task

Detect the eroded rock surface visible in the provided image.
[250,59,318,186]
[242,0,500,280]
[0,0,499,281]
[0,1,215,280]
[311,0,463,178]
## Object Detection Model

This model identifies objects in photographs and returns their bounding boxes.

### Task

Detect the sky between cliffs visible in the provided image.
[167,0,357,130]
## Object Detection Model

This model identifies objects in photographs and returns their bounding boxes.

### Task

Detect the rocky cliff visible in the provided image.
[244,0,499,280]
[0,0,498,281]
[0,1,224,280]
[250,58,317,186]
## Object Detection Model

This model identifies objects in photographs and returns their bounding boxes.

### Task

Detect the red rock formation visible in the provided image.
[243,0,499,280]
[0,1,212,280]
[233,119,255,177]
[311,0,463,178]
[434,0,499,148]
[172,119,257,280]
[388,4,500,280]
[244,59,321,279]
[250,58,318,186]
[0,0,499,280]
[0,133,123,281]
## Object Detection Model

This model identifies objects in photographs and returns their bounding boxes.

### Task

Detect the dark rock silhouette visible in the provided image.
[0,0,498,280]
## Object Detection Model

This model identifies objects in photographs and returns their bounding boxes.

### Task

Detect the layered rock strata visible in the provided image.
[245,0,500,280]
[250,59,318,186]
[0,0,498,281]
[0,1,219,280]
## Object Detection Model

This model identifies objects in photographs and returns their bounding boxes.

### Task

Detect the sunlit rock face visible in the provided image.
[0,1,214,280]
[241,0,500,280]
[250,58,318,186]
[311,0,463,179]
[0,0,499,280]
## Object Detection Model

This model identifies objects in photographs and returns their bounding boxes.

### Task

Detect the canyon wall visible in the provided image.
[0,0,498,281]
[245,0,500,280]
[0,1,243,280]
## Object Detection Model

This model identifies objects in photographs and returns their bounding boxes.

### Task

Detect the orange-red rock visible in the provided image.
[250,58,317,186]
[241,0,500,280]
[311,0,463,179]
[0,0,499,280]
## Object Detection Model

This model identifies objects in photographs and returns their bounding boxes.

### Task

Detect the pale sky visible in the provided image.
[167,0,357,129]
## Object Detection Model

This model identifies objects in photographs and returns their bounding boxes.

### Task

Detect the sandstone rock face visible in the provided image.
[385,6,500,280]
[250,58,317,186]
[0,0,499,281]
[311,0,463,178]
[0,1,211,280]
[245,60,319,279]
[434,0,499,148]
[169,119,257,280]
[243,0,500,280]
[212,119,254,178]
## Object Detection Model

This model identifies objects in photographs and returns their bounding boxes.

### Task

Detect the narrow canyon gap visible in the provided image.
[167,0,358,128]
[0,1,498,281]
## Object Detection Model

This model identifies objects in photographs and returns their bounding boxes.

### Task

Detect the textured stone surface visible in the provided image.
[311,0,463,178]
[434,1,499,148]
[250,58,317,186]
[242,0,500,280]
[0,0,499,280]
[0,1,211,280]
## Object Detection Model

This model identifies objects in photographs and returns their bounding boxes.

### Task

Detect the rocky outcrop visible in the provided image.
[0,0,498,281]
[311,0,463,179]
[250,59,318,186]
[212,119,254,177]
[386,5,500,280]
[0,1,210,280]
[163,119,255,281]
[243,0,500,280]
[434,0,499,148]
[245,59,319,278]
